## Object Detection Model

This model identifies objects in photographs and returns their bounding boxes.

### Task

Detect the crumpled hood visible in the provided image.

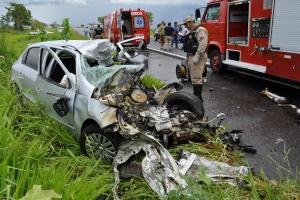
[82,62,145,94]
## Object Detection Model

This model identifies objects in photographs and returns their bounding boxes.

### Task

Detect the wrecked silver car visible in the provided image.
[11,38,206,161]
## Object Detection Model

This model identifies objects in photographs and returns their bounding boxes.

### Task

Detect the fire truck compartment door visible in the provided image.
[270,0,300,53]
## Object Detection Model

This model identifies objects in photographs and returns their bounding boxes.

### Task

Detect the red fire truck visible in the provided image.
[103,9,150,47]
[197,0,300,84]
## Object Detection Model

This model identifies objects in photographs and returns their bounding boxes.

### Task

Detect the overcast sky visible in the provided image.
[0,0,207,27]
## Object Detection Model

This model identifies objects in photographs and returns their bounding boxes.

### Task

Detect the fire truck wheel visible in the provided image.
[210,50,224,73]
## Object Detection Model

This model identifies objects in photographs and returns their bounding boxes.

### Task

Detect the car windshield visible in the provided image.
[81,55,128,88]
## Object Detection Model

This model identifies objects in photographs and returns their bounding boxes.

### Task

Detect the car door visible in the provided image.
[14,47,40,101]
[36,46,77,130]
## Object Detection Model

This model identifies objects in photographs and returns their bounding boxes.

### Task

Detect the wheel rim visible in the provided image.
[85,133,116,161]
[211,54,221,72]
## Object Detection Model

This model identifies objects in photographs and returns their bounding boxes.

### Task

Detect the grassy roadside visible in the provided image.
[0,29,299,200]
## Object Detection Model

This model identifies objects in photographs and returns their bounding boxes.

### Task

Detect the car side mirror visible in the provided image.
[195,8,202,21]
[53,97,69,117]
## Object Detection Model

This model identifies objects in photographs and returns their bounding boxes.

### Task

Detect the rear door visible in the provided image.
[14,47,40,101]
[270,0,300,53]
[270,0,300,80]
[131,11,147,41]
[36,47,76,129]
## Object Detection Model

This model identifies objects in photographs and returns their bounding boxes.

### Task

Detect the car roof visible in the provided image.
[29,39,110,53]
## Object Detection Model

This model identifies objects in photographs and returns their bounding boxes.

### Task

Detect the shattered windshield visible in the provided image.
[81,55,127,88]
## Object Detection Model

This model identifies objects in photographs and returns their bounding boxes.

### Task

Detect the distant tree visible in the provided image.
[98,16,104,24]
[31,19,46,31]
[50,21,59,29]
[61,18,71,41]
[147,12,154,25]
[5,2,32,30]
[0,14,10,28]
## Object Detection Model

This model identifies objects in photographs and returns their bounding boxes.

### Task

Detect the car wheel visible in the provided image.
[80,124,121,162]
[210,49,224,73]
[165,91,204,119]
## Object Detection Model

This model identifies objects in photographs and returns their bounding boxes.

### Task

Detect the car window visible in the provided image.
[42,51,75,89]
[205,4,220,21]
[24,47,40,70]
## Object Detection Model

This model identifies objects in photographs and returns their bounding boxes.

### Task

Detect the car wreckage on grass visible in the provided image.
[12,38,254,198]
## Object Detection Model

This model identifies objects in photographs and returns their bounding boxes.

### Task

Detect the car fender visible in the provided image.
[73,94,118,140]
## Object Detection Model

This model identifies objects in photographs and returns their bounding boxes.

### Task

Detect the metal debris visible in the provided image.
[112,135,249,199]
[113,134,187,200]
[261,88,300,122]
[177,150,249,184]
[261,88,288,104]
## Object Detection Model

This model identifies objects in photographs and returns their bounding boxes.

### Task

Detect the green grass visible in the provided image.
[0,28,299,200]
[140,74,166,89]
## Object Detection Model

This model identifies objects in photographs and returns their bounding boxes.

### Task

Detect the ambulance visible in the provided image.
[103,9,150,47]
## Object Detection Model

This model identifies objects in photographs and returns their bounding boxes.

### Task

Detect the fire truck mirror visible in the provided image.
[195,9,202,21]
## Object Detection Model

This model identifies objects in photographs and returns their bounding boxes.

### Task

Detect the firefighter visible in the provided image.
[181,16,208,101]
[93,24,103,39]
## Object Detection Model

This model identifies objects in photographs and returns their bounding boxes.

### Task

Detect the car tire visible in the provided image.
[80,123,121,162]
[165,91,204,119]
[210,49,224,73]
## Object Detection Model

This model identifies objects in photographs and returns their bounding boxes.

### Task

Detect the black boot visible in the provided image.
[193,84,203,102]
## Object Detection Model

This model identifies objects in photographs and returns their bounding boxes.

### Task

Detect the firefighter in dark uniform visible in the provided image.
[93,24,103,39]
[182,16,208,101]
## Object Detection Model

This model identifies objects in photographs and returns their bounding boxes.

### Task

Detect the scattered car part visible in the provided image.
[261,88,300,123]
[176,60,190,82]
[261,88,288,104]
[165,91,204,119]
[112,135,249,200]
[278,104,300,123]
[177,150,249,184]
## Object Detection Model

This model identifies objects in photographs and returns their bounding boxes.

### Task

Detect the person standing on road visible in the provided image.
[181,16,208,101]
[154,24,161,42]
[84,26,89,39]
[172,22,179,49]
[93,24,103,39]
[164,22,174,51]
[158,21,166,49]
[179,25,189,49]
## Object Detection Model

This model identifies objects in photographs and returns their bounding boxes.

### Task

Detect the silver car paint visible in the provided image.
[12,40,133,141]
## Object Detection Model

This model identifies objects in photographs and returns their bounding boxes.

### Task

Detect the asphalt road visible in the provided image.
[147,39,300,179]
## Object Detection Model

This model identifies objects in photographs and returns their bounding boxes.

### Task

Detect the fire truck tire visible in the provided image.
[165,91,204,119]
[210,49,224,73]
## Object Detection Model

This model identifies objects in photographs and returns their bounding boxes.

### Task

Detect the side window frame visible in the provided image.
[22,47,40,71]
[39,46,76,89]
[205,4,221,21]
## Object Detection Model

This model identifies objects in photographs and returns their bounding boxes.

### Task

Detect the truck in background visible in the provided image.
[197,0,300,85]
[103,9,150,47]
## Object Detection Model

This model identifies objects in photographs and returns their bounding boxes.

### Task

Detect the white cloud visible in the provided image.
[110,0,199,5]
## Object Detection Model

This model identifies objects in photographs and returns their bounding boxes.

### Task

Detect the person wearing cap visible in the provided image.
[157,21,166,49]
[181,16,208,102]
